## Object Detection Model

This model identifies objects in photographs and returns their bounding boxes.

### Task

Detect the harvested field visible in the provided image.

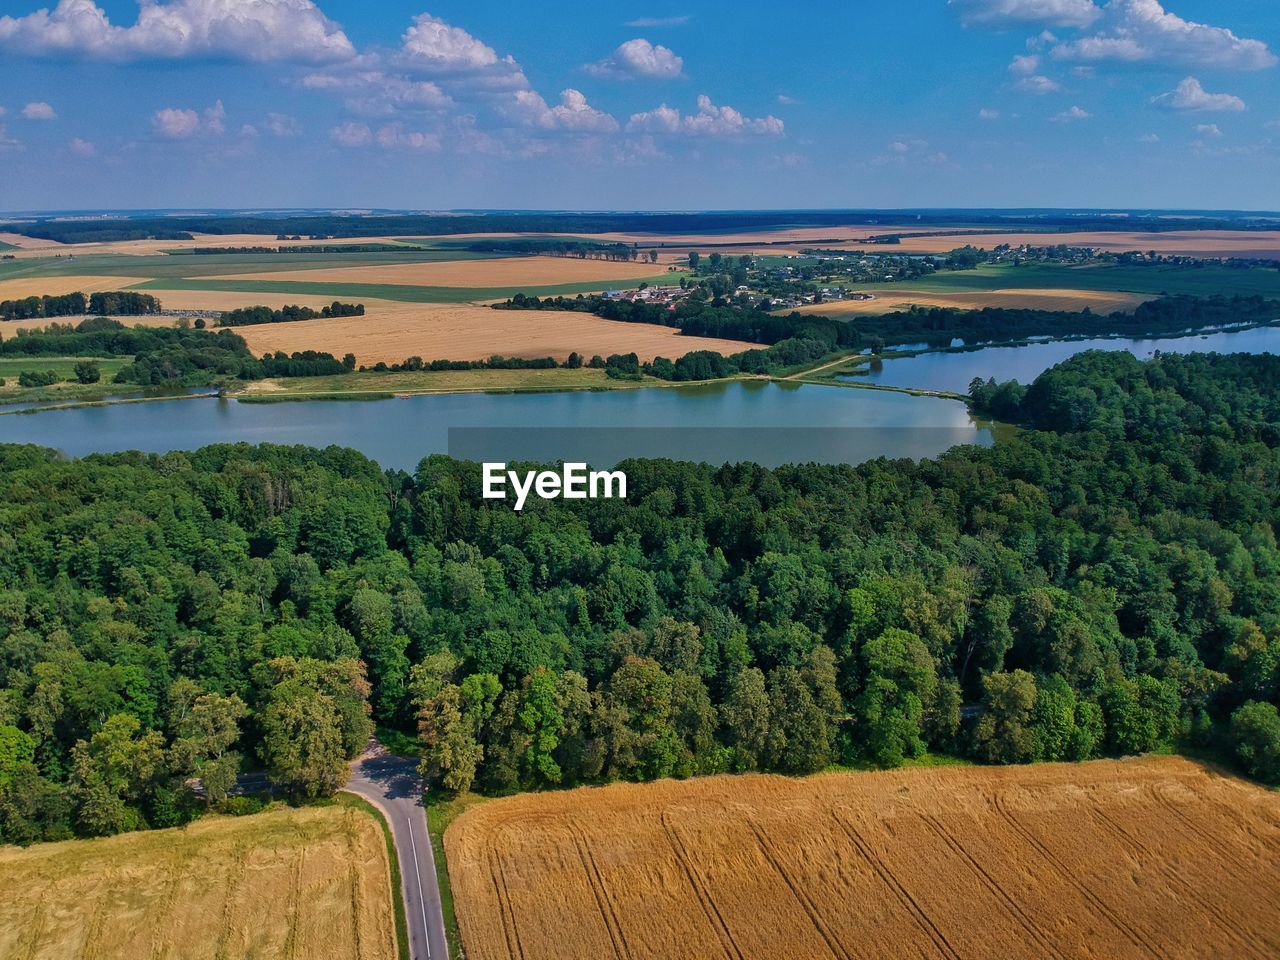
[0,803,397,960]
[446,756,1280,960]
[890,230,1280,259]
[794,287,1153,316]
[230,303,759,364]
[0,275,150,299]
[208,256,687,287]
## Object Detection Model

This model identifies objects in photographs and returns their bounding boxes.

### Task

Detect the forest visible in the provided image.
[1,349,1279,844]
[0,291,160,321]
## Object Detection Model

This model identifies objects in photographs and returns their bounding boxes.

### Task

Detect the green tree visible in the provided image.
[168,689,247,804]
[69,714,165,836]
[720,667,770,771]
[854,629,936,767]
[73,360,101,384]
[261,687,347,799]
[972,670,1039,765]
[1229,701,1280,784]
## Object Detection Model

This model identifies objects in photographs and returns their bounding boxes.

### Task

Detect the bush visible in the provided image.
[73,361,101,384]
[1229,701,1280,784]
[18,369,59,388]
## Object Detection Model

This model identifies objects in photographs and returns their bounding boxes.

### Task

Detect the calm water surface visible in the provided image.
[842,325,1280,394]
[1,380,996,470]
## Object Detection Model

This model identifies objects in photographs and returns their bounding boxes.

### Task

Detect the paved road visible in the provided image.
[344,744,450,960]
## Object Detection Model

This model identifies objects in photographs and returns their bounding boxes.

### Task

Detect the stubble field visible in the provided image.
[230,303,758,364]
[445,756,1280,960]
[792,287,1152,317]
[0,804,397,960]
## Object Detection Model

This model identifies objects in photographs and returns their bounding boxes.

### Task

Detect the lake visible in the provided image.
[0,380,996,471]
[840,325,1280,394]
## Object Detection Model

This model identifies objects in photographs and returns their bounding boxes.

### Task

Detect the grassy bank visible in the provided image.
[426,789,490,959]
[234,366,657,399]
[0,356,130,404]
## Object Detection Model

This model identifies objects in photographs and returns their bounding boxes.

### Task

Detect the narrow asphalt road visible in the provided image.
[344,743,450,960]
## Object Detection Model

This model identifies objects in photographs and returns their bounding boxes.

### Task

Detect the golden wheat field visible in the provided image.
[0,804,397,960]
[793,288,1153,317]
[446,756,1280,960]
[888,230,1280,259]
[0,275,151,299]
[231,303,759,364]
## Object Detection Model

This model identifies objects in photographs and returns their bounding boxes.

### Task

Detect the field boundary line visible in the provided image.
[745,818,849,960]
[992,793,1163,957]
[659,810,745,960]
[213,838,251,960]
[919,813,1063,960]
[830,812,960,960]
[568,821,632,960]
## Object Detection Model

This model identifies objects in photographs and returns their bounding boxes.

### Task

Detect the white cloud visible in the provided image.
[0,125,21,151]
[1051,0,1276,71]
[979,107,1001,120]
[373,123,440,151]
[1015,74,1062,94]
[68,136,95,156]
[949,0,1100,28]
[776,94,798,106]
[1194,123,1222,138]
[1138,132,1160,142]
[330,121,372,147]
[627,95,784,136]
[1151,77,1245,113]
[1009,54,1040,75]
[510,89,619,133]
[0,0,354,63]
[266,113,302,137]
[624,15,690,27]
[152,100,225,138]
[21,101,56,120]
[1051,104,1091,122]
[400,13,498,72]
[302,70,453,116]
[585,38,683,79]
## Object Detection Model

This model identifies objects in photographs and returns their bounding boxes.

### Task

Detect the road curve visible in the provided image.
[344,743,450,960]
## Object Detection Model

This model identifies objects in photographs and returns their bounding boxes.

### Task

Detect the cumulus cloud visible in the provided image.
[152,100,225,138]
[949,0,1100,29]
[776,94,798,106]
[1151,77,1245,112]
[510,88,619,133]
[1051,104,1092,121]
[1008,54,1040,75]
[585,38,683,79]
[1051,0,1276,71]
[265,113,302,137]
[302,70,453,116]
[1015,74,1062,94]
[0,0,354,63]
[627,95,783,136]
[373,123,440,151]
[68,136,95,156]
[400,13,499,72]
[329,121,371,147]
[979,107,1001,120]
[1194,123,1222,138]
[21,101,56,120]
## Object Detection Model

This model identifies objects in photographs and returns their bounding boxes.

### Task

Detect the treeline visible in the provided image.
[178,244,411,255]
[4,351,1280,841]
[0,318,351,386]
[0,291,160,321]
[220,302,364,327]
[7,211,1275,244]
[859,295,1280,348]
[466,239,644,261]
[497,293,855,348]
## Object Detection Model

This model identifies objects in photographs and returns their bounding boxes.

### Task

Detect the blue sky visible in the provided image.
[0,0,1277,211]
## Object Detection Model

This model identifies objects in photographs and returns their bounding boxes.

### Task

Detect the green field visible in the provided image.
[0,249,500,282]
[132,273,685,303]
[237,366,651,399]
[0,356,129,402]
[862,262,1280,298]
